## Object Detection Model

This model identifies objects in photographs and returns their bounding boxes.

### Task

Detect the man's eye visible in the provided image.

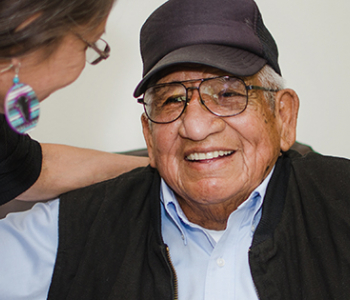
[163,96,186,105]
[220,90,244,98]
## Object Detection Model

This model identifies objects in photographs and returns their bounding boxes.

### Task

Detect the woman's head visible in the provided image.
[0,0,116,59]
[0,0,116,115]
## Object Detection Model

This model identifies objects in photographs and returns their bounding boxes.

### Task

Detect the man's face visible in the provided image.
[142,66,297,226]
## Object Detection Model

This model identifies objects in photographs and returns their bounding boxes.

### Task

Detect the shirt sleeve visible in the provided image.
[0,114,42,205]
[0,199,59,300]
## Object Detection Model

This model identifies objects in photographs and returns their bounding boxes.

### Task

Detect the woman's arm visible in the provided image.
[16,143,149,201]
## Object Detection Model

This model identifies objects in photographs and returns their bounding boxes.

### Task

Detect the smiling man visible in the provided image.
[139,65,295,232]
[143,65,293,214]
[1,0,350,299]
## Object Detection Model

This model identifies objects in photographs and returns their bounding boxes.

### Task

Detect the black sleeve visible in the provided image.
[0,114,42,205]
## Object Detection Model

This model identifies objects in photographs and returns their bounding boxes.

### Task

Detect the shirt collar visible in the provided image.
[160,166,275,245]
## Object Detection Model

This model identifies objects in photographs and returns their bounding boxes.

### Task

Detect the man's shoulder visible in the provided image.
[287,150,350,175]
[56,166,161,237]
[285,150,350,197]
[60,165,159,208]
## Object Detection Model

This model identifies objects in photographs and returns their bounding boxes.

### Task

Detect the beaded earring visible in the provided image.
[4,64,40,134]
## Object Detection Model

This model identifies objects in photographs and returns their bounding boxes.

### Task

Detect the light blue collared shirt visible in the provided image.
[160,169,273,300]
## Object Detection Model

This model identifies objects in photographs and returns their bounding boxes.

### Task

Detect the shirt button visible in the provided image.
[216,258,225,267]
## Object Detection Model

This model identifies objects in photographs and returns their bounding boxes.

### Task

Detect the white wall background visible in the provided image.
[30,0,350,158]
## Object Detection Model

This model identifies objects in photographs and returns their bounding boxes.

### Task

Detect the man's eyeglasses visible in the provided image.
[77,34,111,65]
[137,76,279,124]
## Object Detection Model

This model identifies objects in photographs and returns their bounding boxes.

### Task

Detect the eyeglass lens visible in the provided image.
[143,77,249,123]
[86,39,109,65]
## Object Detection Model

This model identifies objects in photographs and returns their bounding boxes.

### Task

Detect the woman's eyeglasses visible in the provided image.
[76,34,111,65]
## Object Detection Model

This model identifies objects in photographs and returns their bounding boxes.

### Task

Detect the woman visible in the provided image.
[0,0,148,205]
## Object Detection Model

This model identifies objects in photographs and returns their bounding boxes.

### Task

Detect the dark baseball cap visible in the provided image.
[134,0,280,97]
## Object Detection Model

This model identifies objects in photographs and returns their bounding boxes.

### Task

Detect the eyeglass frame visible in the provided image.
[137,75,280,124]
[76,34,111,65]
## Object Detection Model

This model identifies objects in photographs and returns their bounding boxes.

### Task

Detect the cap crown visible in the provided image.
[140,0,280,77]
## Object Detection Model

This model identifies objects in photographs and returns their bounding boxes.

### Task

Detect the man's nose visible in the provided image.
[179,89,225,141]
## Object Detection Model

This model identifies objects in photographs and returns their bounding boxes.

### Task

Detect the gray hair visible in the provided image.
[257,65,285,110]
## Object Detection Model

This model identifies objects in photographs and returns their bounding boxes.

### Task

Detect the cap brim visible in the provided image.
[134,44,267,97]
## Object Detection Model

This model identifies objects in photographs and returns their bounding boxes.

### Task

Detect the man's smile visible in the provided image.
[186,150,234,161]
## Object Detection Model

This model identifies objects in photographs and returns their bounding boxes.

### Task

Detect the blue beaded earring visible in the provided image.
[4,64,40,134]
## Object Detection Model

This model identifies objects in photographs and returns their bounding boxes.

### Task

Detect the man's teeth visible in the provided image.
[187,150,233,161]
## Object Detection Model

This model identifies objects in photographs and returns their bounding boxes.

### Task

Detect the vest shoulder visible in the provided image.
[288,151,350,173]
[285,151,350,197]
[60,166,158,205]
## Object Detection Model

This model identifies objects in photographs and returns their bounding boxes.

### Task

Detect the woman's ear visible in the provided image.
[275,88,300,152]
[141,114,156,167]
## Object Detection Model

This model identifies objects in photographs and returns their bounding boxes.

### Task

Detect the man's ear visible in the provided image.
[275,88,299,152]
[141,114,156,167]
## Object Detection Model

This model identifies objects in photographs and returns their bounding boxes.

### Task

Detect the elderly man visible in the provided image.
[1,0,350,299]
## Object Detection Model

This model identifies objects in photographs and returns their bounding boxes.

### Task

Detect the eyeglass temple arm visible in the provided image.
[246,85,280,92]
